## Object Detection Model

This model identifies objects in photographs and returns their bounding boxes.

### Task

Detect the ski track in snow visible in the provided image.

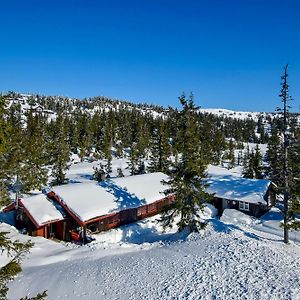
[8,224,300,300]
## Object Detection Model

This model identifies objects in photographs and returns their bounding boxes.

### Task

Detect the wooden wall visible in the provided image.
[85,196,174,234]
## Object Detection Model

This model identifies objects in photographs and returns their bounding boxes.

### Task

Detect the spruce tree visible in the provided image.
[161,94,212,232]
[49,114,70,185]
[148,119,170,173]
[279,65,292,243]
[0,96,10,205]
[242,152,254,179]
[93,163,107,182]
[242,145,264,179]
[287,128,300,230]
[225,139,235,169]
[0,98,24,204]
[252,144,264,179]
[127,144,140,176]
[265,128,283,185]
[20,111,48,192]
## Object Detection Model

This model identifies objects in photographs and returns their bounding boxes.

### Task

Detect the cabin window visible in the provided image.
[239,201,250,211]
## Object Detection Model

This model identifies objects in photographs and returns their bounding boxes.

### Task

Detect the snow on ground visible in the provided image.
[221,209,254,226]
[4,213,300,300]
[253,207,300,244]
[66,158,131,183]
[198,108,270,121]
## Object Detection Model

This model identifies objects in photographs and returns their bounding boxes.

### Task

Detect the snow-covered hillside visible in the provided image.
[2,211,300,300]
[198,108,274,121]
[6,93,284,123]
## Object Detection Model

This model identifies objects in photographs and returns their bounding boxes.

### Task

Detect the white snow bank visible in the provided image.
[253,207,300,243]
[221,209,253,226]
[202,203,218,218]
[20,194,65,226]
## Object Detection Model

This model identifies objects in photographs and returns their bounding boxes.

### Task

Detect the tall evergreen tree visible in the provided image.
[265,128,283,185]
[224,139,235,169]
[252,145,264,179]
[0,96,11,205]
[49,114,70,185]
[20,111,49,192]
[279,65,292,243]
[0,100,24,205]
[243,145,264,179]
[148,119,170,173]
[127,144,144,175]
[161,94,212,232]
[287,128,300,230]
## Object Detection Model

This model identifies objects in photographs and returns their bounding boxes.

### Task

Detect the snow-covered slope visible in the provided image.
[4,215,300,300]
[198,108,273,121]
[7,93,284,123]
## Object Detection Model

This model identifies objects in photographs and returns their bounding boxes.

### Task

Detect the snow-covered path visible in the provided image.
[8,222,300,300]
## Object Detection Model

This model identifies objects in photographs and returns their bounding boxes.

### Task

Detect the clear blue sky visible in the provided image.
[0,0,299,111]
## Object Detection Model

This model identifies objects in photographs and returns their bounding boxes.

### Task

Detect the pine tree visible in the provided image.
[211,129,225,165]
[242,152,254,179]
[0,98,24,205]
[0,96,10,206]
[93,163,107,182]
[252,145,264,179]
[49,114,70,185]
[127,144,140,175]
[265,128,283,185]
[148,119,170,173]
[161,94,212,232]
[278,65,292,243]
[20,111,48,192]
[224,139,235,169]
[287,128,300,230]
[242,145,264,179]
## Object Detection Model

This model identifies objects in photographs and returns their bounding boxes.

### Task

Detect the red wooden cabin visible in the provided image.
[14,172,174,242]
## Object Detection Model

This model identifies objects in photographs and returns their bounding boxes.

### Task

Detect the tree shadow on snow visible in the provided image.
[79,174,94,181]
[118,219,190,245]
[209,218,262,241]
[0,211,16,226]
[99,181,147,212]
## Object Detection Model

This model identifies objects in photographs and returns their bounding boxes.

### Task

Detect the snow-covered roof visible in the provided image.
[206,176,271,205]
[20,194,65,227]
[51,172,168,223]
